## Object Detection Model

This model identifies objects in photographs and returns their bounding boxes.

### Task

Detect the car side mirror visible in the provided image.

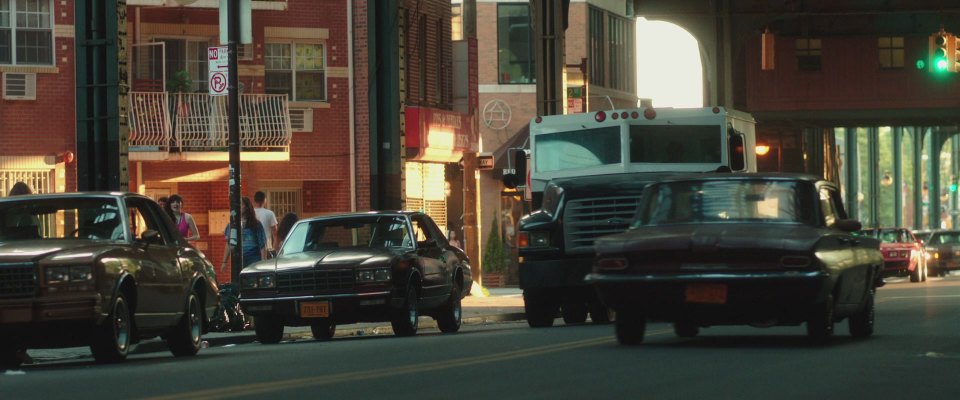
[141,229,162,245]
[834,219,862,233]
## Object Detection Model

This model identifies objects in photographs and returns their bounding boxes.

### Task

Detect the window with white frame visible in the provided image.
[265,43,326,102]
[0,0,54,66]
[154,38,210,92]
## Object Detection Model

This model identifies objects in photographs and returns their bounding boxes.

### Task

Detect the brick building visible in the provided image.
[465,0,637,284]
[0,0,355,283]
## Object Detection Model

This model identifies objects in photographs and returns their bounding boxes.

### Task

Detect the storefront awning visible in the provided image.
[405,106,478,163]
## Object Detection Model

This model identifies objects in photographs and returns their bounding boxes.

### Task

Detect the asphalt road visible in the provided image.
[3,277,960,400]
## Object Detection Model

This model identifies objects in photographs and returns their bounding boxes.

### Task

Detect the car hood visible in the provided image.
[0,240,114,263]
[245,247,400,273]
[595,223,822,254]
[879,243,915,250]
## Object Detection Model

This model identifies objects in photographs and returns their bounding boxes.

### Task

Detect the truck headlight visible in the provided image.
[357,268,392,282]
[259,275,275,289]
[45,266,93,284]
[519,231,550,248]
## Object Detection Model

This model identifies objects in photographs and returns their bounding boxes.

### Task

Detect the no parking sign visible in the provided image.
[208,46,229,96]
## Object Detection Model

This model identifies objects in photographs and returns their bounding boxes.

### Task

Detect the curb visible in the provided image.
[132,312,527,355]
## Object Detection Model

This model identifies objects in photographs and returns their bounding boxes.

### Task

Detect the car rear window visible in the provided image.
[635,180,811,226]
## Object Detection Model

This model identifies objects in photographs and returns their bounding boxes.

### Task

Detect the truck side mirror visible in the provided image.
[502,148,528,189]
[727,128,746,172]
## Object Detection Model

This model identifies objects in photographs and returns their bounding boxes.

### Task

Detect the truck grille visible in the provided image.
[0,263,38,298]
[277,268,355,293]
[563,195,641,254]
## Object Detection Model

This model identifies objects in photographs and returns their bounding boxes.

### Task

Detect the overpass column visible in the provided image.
[844,128,860,221]
[893,127,903,227]
[927,128,941,229]
[913,128,924,229]
[531,0,566,116]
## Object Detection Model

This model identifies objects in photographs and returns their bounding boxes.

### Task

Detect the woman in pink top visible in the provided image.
[164,194,200,241]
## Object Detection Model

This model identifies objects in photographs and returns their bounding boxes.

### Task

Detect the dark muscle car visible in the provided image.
[586,173,884,345]
[0,193,220,367]
[240,211,472,343]
[923,230,960,277]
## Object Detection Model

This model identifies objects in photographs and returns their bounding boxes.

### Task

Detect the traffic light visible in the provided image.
[930,31,955,73]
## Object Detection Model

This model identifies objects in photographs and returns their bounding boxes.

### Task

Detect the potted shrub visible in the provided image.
[482,217,507,288]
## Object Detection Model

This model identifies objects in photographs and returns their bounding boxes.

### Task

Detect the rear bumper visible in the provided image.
[0,295,103,347]
[586,271,831,325]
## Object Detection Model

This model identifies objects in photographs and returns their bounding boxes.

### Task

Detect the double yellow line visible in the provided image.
[146,333,640,400]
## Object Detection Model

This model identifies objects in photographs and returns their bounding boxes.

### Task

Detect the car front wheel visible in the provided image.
[254,314,284,344]
[0,346,23,369]
[90,292,131,363]
[391,283,420,337]
[167,291,203,357]
[310,319,336,340]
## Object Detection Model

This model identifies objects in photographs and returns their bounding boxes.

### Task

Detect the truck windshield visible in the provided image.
[629,125,722,163]
[534,126,620,172]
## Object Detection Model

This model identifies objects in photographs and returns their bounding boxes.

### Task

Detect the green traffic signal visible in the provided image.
[951,183,958,192]
[936,58,949,71]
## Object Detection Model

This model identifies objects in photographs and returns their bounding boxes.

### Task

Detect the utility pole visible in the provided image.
[227,0,243,283]
[463,0,480,283]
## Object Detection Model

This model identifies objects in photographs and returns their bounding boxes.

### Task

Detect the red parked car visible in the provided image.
[860,228,926,282]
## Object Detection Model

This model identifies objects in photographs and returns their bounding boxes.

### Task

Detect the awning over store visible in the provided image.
[405,106,478,163]
[491,124,529,179]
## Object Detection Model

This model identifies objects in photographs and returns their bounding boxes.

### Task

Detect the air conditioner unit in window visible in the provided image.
[2,73,37,100]
[289,108,313,132]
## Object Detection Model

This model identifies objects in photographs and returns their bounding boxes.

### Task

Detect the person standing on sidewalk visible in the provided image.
[221,197,267,272]
[164,194,200,241]
[253,191,279,257]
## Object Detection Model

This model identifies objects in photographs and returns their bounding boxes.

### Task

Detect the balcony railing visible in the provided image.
[129,92,292,155]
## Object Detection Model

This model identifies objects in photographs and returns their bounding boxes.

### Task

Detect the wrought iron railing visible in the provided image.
[128,92,292,153]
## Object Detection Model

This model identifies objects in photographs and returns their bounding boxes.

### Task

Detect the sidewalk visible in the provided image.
[26,287,525,364]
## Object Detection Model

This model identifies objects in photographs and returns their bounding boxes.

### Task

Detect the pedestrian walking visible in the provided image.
[253,191,279,257]
[276,212,299,250]
[221,197,267,272]
[157,196,169,210]
[164,194,200,241]
[8,181,33,196]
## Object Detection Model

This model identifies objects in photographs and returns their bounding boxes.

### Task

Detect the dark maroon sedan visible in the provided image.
[587,173,884,345]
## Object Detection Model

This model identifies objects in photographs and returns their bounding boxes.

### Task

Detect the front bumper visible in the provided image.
[586,271,831,325]
[518,253,594,290]
[0,294,103,347]
[240,290,397,326]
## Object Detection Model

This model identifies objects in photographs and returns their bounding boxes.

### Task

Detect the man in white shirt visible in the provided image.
[254,191,279,257]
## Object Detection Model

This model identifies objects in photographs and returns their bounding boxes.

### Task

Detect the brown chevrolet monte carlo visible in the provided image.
[240,211,472,343]
[0,193,220,368]
[586,173,884,345]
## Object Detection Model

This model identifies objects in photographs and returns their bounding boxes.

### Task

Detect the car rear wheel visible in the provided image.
[310,319,336,340]
[615,311,646,345]
[848,289,875,338]
[254,314,284,344]
[167,291,203,357]
[561,300,588,324]
[391,283,420,337]
[524,289,557,328]
[436,283,462,333]
[806,294,834,344]
[674,321,700,338]
[90,292,131,363]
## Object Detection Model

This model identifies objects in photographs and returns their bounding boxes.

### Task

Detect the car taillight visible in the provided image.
[781,256,810,268]
[595,111,606,122]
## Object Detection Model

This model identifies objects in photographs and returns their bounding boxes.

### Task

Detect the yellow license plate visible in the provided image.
[685,283,728,304]
[299,301,330,318]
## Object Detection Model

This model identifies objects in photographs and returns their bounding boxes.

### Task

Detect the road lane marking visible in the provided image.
[877,294,960,304]
[146,328,673,400]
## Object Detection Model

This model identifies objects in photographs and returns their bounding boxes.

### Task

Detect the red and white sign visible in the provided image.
[208,46,229,96]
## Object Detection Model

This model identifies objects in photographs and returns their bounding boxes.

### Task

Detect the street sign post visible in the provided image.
[208,46,229,96]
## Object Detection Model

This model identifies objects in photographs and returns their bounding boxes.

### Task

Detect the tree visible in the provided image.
[483,217,507,274]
